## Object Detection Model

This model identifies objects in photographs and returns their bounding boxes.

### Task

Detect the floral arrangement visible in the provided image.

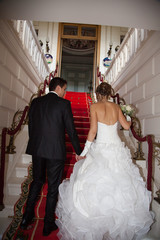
[120,104,136,117]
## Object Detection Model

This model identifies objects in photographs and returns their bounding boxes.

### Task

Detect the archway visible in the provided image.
[57,23,100,92]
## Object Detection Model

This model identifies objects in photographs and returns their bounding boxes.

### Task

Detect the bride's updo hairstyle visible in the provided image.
[96,82,112,102]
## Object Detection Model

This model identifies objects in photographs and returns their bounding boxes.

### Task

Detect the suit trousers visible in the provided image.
[25,155,65,224]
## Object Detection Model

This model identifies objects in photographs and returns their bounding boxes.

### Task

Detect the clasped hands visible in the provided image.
[75,154,86,161]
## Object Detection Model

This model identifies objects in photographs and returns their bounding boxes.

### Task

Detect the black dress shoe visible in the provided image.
[20,212,34,230]
[43,222,58,236]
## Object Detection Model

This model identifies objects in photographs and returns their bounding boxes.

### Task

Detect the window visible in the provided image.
[81,26,96,37]
[63,25,78,36]
[62,24,97,40]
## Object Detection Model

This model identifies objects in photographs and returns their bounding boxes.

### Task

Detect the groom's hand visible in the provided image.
[75,154,85,161]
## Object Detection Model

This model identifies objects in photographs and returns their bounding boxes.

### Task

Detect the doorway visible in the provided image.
[57,23,100,92]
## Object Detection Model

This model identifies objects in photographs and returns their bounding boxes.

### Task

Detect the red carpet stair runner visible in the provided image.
[3,92,92,240]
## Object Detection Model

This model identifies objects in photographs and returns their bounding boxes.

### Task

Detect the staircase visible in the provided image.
[1,126,30,213]
[2,92,151,239]
[64,92,91,180]
[2,91,91,240]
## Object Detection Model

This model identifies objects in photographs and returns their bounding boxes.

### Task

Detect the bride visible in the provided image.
[55,82,154,240]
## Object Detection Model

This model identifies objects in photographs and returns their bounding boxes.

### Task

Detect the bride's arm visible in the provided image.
[87,104,98,142]
[76,104,97,159]
[118,106,131,130]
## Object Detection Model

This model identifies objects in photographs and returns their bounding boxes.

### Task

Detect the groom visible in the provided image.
[20,77,82,236]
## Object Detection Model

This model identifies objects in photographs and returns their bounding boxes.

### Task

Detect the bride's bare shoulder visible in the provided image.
[91,102,102,109]
[90,103,97,110]
[91,102,99,106]
[109,101,119,108]
[91,102,119,110]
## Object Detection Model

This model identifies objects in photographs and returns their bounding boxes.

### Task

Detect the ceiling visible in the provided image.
[0,0,160,30]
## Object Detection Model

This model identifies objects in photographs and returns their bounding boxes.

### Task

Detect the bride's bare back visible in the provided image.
[87,101,131,142]
[94,101,119,125]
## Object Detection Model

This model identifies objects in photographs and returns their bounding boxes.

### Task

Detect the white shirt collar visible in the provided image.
[50,91,59,96]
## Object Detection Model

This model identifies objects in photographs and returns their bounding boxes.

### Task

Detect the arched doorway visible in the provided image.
[57,23,100,92]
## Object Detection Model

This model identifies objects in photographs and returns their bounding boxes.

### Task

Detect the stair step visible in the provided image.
[71,103,88,106]
[22,154,32,164]
[7,177,26,195]
[15,162,30,178]
[72,104,88,108]
[73,111,89,117]
[4,195,20,209]
[72,108,89,113]
[76,128,89,135]
[72,108,89,112]
[65,93,87,97]
[74,116,89,122]
[74,121,90,128]
[70,98,87,102]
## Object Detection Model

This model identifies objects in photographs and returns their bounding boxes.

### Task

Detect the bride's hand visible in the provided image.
[76,154,86,161]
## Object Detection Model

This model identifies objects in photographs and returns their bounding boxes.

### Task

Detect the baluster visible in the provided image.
[137,29,141,49]
[134,28,138,52]
[19,20,24,43]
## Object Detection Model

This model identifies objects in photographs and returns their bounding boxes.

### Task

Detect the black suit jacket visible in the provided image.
[26,92,81,159]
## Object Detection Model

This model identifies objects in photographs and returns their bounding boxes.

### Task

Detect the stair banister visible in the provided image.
[97,67,104,84]
[11,20,50,79]
[105,28,151,84]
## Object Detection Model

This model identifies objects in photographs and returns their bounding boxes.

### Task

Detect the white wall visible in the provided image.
[111,31,160,196]
[112,31,160,141]
[0,20,49,133]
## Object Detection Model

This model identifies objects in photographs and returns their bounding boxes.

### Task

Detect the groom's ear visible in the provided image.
[55,85,61,94]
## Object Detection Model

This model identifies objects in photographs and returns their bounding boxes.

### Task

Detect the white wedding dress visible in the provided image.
[56,122,154,240]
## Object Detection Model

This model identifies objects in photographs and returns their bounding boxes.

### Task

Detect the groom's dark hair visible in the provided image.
[49,77,67,91]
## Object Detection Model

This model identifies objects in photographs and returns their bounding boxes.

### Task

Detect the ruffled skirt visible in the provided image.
[56,142,154,240]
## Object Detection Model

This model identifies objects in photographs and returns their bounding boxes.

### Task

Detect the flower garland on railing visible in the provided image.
[0,64,58,208]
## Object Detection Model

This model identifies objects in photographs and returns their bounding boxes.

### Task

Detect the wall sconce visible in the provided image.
[115,45,120,52]
[46,40,50,53]
[107,44,112,57]
[103,44,112,68]
[39,40,43,47]
[45,39,53,64]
